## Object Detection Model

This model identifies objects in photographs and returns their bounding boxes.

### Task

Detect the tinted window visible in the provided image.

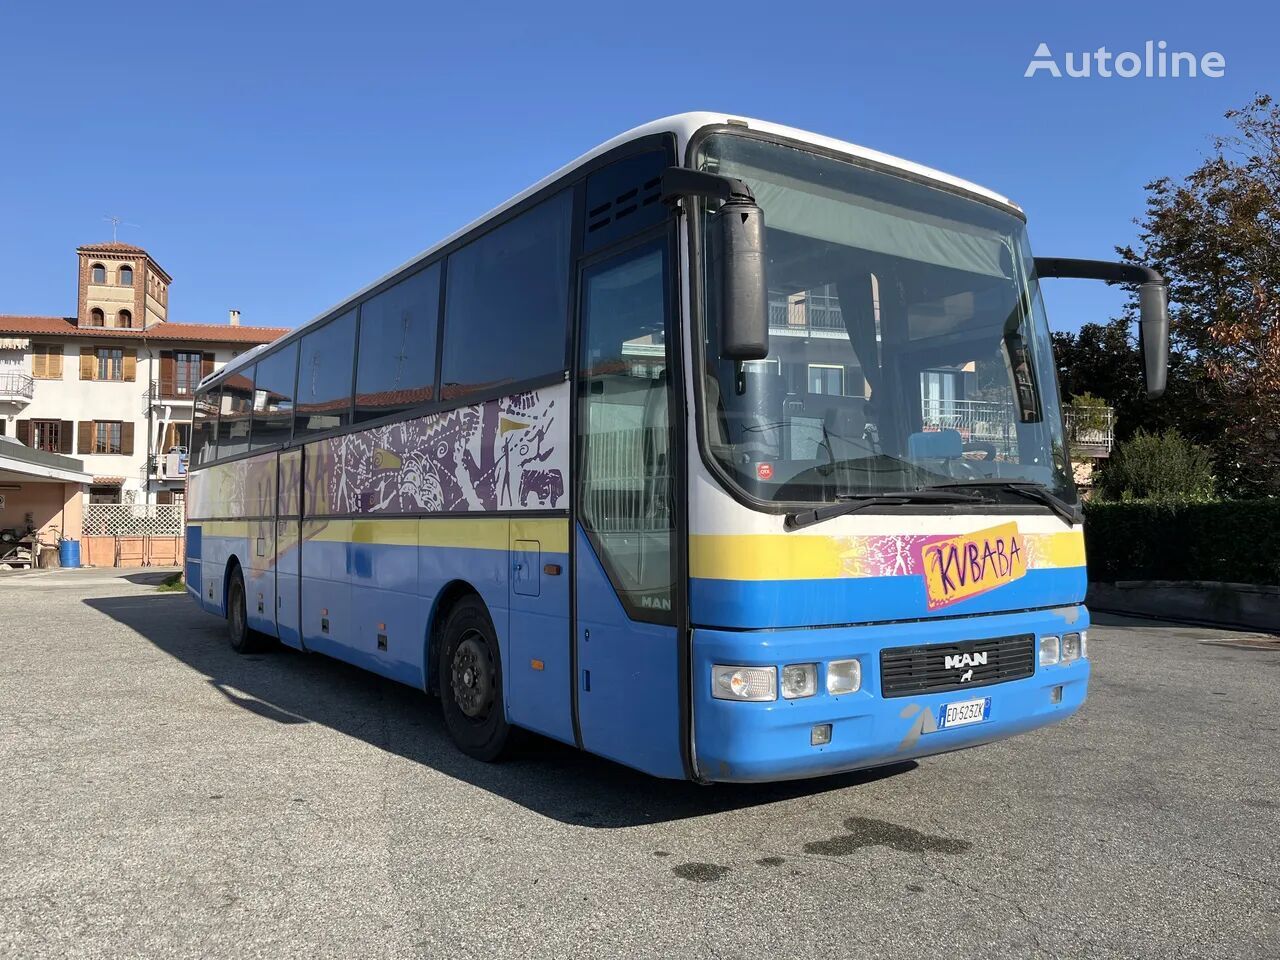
[295,309,356,437]
[583,150,668,254]
[191,389,218,465]
[578,241,674,623]
[251,344,297,449]
[355,262,440,421]
[217,369,255,458]
[441,189,571,399]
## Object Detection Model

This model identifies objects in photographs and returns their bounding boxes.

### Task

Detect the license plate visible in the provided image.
[937,697,991,730]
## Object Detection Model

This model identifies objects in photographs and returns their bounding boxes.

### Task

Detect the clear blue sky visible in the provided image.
[0,0,1272,333]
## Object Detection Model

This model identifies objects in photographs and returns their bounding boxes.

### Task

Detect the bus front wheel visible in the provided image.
[437,596,513,761]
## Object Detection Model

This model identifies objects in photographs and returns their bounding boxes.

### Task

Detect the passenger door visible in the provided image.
[573,236,684,779]
[275,448,304,650]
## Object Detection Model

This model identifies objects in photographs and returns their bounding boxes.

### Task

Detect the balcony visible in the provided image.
[769,294,847,338]
[1065,405,1116,458]
[142,381,197,415]
[142,451,189,485]
[921,398,1116,459]
[0,372,35,405]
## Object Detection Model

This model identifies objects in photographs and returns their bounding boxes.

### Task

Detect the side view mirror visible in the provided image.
[661,167,770,361]
[1034,257,1169,399]
[1137,281,1169,398]
[712,195,769,360]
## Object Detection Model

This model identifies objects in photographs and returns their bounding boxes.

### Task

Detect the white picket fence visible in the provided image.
[82,503,184,538]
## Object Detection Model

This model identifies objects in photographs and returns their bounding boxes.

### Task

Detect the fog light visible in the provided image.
[826,659,861,695]
[781,663,817,699]
[811,723,832,746]
[1039,635,1060,667]
[1061,632,1083,663]
[1050,684,1063,704]
[712,664,777,701]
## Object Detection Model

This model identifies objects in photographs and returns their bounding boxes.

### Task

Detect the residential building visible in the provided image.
[0,242,288,507]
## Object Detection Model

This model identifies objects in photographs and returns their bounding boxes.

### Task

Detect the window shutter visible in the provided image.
[79,347,96,380]
[121,421,135,456]
[159,350,175,396]
[48,345,63,379]
[78,421,94,454]
[201,353,214,378]
[32,349,46,379]
[123,348,137,382]
[59,421,74,454]
[16,420,30,446]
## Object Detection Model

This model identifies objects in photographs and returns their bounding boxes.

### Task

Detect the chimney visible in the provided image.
[229,309,241,327]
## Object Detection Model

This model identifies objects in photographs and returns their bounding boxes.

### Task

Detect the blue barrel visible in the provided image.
[59,538,81,569]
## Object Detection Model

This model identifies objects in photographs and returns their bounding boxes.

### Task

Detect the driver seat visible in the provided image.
[907,429,964,461]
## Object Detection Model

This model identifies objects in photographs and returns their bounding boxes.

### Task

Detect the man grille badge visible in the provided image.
[960,668,974,683]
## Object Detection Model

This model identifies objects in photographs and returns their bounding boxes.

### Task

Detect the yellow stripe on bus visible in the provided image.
[511,517,570,554]
[298,515,569,553]
[200,520,253,538]
[689,530,1085,581]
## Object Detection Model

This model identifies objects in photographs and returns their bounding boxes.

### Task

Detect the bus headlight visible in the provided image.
[1039,635,1060,667]
[1061,632,1085,662]
[712,665,777,701]
[826,659,861,695]
[781,663,817,699]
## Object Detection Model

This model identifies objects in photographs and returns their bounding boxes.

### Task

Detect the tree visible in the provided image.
[1094,429,1216,502]
[1117,94,1280,496]
[1052,320,1211,447]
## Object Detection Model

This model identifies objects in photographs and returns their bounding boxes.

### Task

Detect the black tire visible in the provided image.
[226,566,266,654]
[437,596,514,761]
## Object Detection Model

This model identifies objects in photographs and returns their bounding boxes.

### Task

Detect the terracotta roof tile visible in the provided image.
[0,315,288,345]
[77,242,148,253]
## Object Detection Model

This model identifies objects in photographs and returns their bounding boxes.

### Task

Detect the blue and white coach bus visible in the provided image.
[185,114,1169,782]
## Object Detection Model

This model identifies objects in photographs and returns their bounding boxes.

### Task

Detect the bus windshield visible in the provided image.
[697,133,1074,505]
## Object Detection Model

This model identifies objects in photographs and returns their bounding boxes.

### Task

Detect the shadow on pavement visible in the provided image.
[84,593,916,828]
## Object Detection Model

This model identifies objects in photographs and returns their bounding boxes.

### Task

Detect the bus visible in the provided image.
[185,113,1168,782]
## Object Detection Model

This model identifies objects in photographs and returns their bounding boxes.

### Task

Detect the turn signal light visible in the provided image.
[712,665,777,702]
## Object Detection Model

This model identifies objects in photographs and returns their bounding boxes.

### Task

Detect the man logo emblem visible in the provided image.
[960,668,974,683]
[944,652,988,671]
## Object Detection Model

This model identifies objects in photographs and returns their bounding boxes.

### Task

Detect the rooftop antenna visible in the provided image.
[103,215,140,243]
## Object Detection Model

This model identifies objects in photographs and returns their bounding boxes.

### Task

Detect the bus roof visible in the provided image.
[205,112,1021,388]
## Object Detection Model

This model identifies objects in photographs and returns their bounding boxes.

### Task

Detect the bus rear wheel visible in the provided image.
[226,566,267,654]
[437,596,513,761]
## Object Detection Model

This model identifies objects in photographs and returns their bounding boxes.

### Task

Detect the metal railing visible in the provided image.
[920,398,1019,456]
[1065,406,1116,455]
[768,294,846,335]
[140,452,189,485]
[141,380,198,414]
[919,398,1116,457]
[0,371,35,402]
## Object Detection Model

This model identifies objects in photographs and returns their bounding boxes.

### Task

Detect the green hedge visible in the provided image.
[1083,500,1280,585]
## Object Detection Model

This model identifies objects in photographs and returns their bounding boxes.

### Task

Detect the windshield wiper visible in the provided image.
[928,480,1081,525]
[784,490,988,531]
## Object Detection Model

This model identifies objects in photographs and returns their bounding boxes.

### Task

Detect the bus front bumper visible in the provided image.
[691,606,1090,784]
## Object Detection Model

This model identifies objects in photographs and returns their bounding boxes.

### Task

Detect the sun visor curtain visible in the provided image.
[720,162,1009,279]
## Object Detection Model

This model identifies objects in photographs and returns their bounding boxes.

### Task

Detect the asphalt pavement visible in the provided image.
[1,568,1276,959]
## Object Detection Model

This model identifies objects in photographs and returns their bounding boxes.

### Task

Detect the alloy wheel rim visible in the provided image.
[450,632,493,720]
